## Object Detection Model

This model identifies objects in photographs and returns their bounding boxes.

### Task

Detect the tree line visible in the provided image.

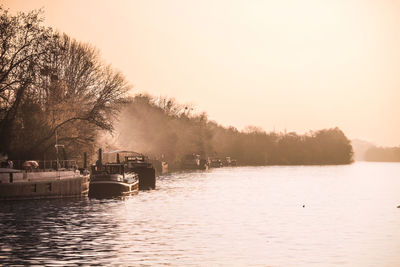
[115,94,354,168]
[364,146,400,162]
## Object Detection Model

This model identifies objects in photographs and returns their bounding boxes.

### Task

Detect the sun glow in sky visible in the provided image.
[3,0,400,146]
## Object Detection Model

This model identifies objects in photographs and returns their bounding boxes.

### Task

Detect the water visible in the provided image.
[1,162,400,266]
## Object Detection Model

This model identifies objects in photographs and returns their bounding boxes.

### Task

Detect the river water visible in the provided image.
[1,162,400,266]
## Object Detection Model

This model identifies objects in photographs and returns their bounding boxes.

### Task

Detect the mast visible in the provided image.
[55,130,64,169]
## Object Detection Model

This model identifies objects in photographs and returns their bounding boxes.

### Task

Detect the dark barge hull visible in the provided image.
[132,166,156,190]
[88,181,139,198]
[181,162,209,171]
[0,176,89,200]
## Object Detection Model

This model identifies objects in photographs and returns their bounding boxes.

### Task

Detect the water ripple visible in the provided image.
[1,162,400,266]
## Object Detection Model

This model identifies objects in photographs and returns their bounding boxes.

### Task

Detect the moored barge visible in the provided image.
[181,154,209,170]
[88,149,139,198]
[89,163,138,198]
[0,160,89,200]
[210,158,223,168]
[124,152,156,190]
[103,150,156,190]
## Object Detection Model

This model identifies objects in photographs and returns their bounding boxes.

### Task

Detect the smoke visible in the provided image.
[109,93,353,167]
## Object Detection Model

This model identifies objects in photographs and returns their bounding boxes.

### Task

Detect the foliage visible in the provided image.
[117,94,354,167]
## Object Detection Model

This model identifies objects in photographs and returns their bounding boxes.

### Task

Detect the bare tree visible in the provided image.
[0,8,131,159]
[25,34,131,158]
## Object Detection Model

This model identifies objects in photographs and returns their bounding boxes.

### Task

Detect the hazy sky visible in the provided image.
[3,0,400,146]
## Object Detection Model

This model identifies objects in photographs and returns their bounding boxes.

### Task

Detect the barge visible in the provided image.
[102,150,156,190]
[89,163,138,198]
[89,149,139,198]
[0,160,89,200]
[210,158,223,168]
[181,154,209,170]
[124,153,156,190]
[222,157,237,166]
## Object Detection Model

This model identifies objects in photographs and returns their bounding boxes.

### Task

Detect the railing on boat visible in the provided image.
[10,160,79,171]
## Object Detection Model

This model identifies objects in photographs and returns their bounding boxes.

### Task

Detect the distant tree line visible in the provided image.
[364,146,400,162]
[116,95,354,168]
[0,8,130,160]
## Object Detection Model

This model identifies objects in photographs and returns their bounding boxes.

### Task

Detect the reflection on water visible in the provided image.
[1,162,400,266]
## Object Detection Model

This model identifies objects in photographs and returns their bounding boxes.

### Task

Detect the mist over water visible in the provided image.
[1,162,400,266]
[110,95,353,168]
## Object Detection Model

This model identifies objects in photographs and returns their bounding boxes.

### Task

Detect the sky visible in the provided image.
[2,0,400,146]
